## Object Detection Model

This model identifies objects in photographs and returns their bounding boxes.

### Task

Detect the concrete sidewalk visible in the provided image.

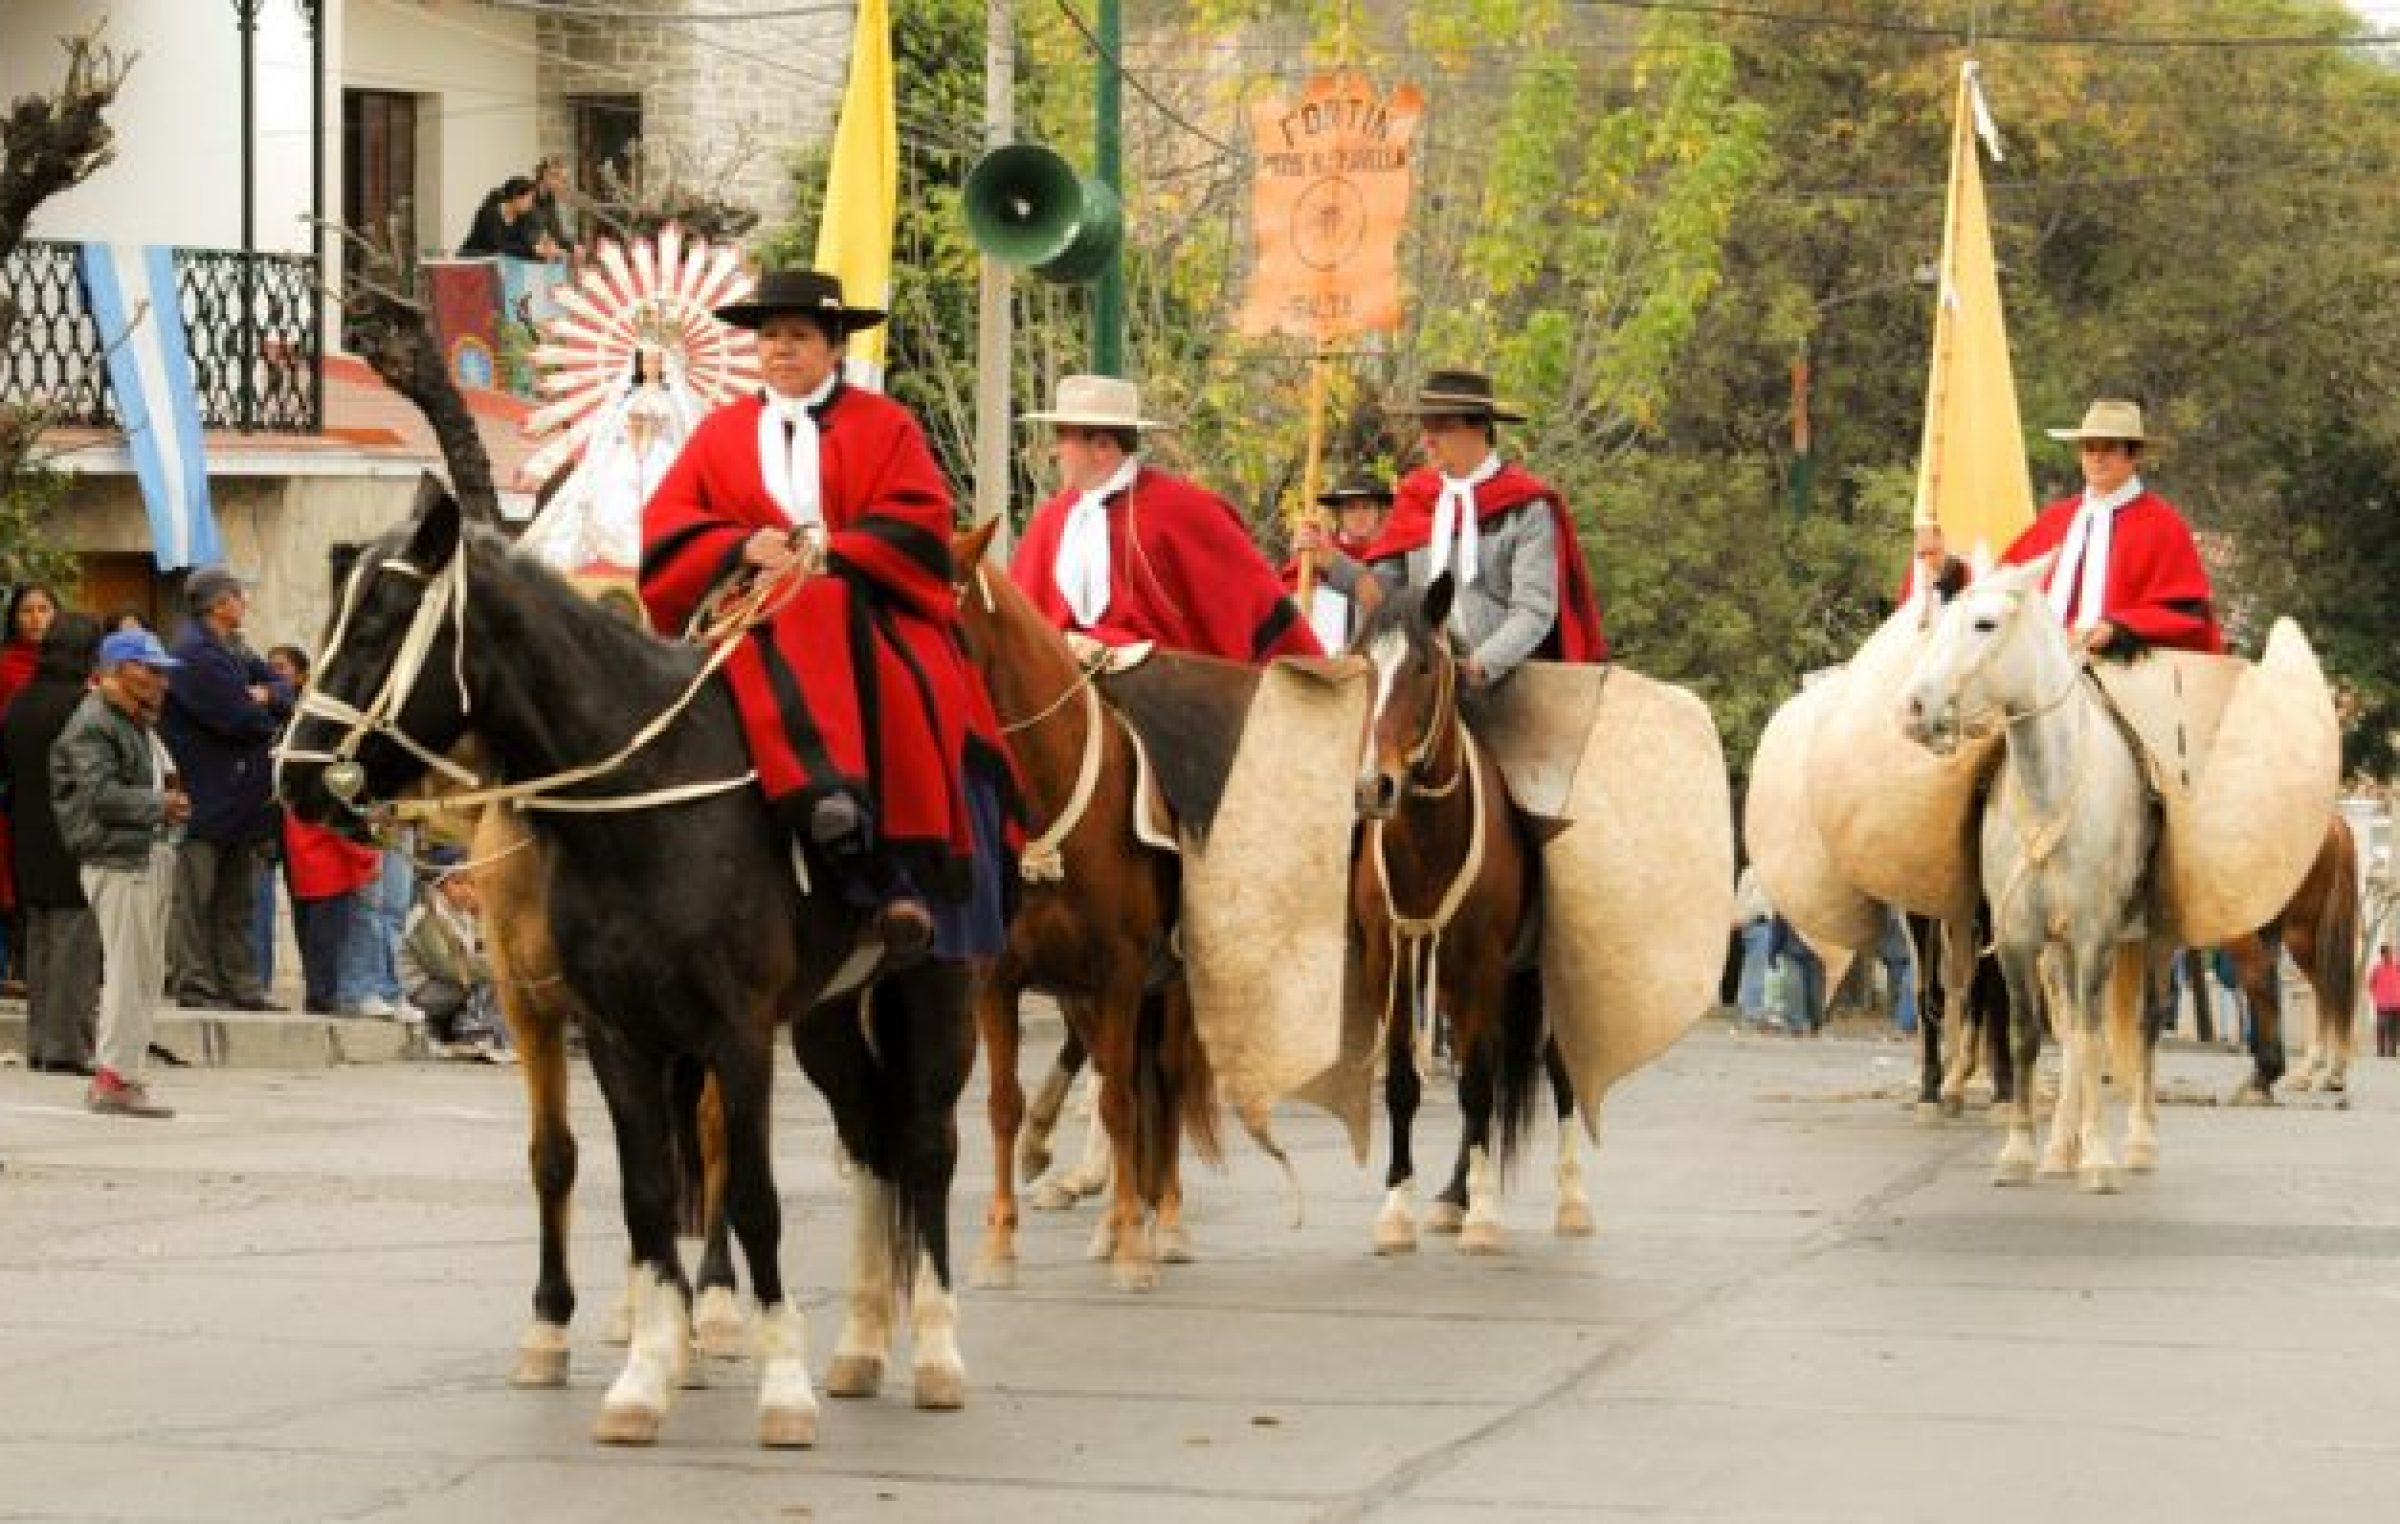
[0,997,417,1069]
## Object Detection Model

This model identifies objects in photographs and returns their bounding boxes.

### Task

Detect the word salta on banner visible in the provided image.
[1238,73,1424,343]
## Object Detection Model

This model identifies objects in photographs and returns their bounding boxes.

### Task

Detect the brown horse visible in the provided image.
[949,523,1223,1292]
[1352,575,1551,1254]
[2226,812,2361,1102]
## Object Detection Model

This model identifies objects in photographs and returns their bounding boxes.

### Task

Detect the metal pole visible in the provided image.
[1093,0,1123,378]
[975,0,1016,547]
[234,0,263,433]
[300,0,325,431]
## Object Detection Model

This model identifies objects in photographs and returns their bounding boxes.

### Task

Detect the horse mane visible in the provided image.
[1096,654,1260,843]
[1350,578,1464,657]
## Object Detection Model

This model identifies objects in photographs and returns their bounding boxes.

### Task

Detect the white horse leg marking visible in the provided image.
[826,1173,894,1399]
[2074,1014,2121,1194]
[755,1299,820,1448]
[1553,1123,1596,1237]
[692,1283,750,1361]
[595,1264,689,1445]
[1032,1089,1111,1211]
[1992,1100,2037,1186]
[604,1265,637,1345]
[512,1318,571,1388]
[2037,1029,2083,1179]
[910,1251,968,1410]
[1458,1145,1504,1256]
[1374,1179,1419,1255]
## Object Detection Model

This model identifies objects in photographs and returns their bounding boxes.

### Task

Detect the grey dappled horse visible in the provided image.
[1898,557,2165,1193]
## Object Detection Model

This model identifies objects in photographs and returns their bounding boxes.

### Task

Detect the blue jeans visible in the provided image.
[1737,920,1775,1018]
[339,848,410,1006]
[1883,955,1917,1034]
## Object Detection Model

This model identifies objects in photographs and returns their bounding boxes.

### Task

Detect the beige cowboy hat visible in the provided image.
[1021,374,1172,430]
[1386,368,1528,424]
[2045,397,2148,443]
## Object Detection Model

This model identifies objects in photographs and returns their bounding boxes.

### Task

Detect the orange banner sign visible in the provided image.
[1237,73,1424,343]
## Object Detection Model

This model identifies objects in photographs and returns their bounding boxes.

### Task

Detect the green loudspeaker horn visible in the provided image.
[962,143,1122,285]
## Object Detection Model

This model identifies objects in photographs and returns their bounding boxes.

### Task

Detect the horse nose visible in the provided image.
[1356,772,1398,819]
[1897,692,1926,740]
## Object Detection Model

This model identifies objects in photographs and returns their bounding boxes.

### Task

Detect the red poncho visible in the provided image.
[1368,461,1609,662]
[641,387,1012,897]
[1010,465,1321,663]
[2003,489,2223,655]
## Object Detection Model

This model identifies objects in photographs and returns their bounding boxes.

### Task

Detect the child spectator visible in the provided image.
[402,847,510,1061]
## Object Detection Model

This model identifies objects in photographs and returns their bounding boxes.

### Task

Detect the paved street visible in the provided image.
[2,1018,2395,1522]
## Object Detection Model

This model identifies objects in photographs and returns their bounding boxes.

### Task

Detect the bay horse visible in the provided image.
[278,482,978,1447]
[1352,574,1574,1253]
[2225,812,2361,1101]
[947,522,1222,1292]
[1901,556,2163,1193]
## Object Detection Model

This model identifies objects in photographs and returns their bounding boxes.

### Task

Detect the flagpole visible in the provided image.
[975,0,1016,546]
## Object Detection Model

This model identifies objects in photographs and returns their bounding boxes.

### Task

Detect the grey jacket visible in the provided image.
[1322,499,1562,683]
[50,692,171,871]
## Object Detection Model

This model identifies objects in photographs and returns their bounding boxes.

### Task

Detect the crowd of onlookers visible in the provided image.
[0,572,506,1120]
[457,157,573,261]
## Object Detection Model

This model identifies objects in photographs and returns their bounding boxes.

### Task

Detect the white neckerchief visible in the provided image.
[754,376,839,533]
[1054,455,1141,628]
[1430,453,1503,585]
[2045,474,2143,631]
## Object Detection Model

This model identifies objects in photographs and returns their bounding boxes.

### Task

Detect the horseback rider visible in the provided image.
[2002,398,2223,657]
[639,269,1012,965]
[1285,470,1395,652]
[1297,368,1606,680]
[1009,375,1322,663]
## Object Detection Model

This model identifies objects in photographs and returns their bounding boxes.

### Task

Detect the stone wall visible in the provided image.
[534,0,852,238]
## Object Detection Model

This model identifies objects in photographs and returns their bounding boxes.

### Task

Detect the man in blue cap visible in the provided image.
[50,628,193,1118]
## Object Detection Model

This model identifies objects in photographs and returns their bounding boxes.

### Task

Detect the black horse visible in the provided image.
[277,481,977,1448]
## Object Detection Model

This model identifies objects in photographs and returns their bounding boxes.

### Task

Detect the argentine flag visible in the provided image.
[76,244,224,570]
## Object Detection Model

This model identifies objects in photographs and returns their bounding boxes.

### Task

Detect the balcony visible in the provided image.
[1,240,323,435]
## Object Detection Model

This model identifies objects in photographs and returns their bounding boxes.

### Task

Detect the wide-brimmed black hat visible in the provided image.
[1387,368,1526,424]
[713,269,887,334]
[1316,472,1396,508]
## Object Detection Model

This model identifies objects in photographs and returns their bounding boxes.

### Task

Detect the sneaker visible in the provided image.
[86,1075,174,1119]
[348,996,398,1019]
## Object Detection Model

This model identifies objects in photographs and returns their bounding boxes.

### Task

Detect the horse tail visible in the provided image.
[1491,964,1548,1176]
[2315,820,2362,1045]
[1170,982,1222,1170]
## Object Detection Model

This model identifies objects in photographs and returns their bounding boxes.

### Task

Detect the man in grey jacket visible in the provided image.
[51,628,192,1118]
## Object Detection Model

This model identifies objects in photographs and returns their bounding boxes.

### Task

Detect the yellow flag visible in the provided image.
[814,0,897,390]
[1911,60,2033,566]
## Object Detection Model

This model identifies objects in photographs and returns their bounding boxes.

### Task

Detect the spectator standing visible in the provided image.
[1733,864,1776,1028]
[0,582,60,989]
[160,567,291,1011]
[458,176,543,259]
[51,628,190,1117]
[1768,914,1827,1035]
[2211,947,2250,1049]
[1877,907,1919,1037]
[2370,944,2400,1060]
[340,830,414,1020]
[521,157,572,258]
[1,613,103,1073]
[283,808,381,1018]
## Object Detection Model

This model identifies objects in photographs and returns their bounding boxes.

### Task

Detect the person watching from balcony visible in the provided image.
[458,175,545,261]
[521,157,573,260]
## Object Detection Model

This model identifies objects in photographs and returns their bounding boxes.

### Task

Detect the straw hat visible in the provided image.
[1387,368,1527,424]
[2045,398,2148,443]
[1020,374,1172,430]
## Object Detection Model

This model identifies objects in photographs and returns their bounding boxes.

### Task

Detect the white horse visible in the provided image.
[1898,557,2163,1193]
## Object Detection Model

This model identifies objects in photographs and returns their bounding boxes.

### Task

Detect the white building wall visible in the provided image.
[3,0,313,252]
[343,0,542,256]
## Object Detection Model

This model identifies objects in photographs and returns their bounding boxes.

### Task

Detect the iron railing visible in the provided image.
[0,239,323,434]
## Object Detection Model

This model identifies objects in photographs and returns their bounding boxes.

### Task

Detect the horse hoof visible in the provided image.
[914,1364,967,1411]
[693,1288,749,1361]
[1108,1258,1162,1293]
[593,1401,663,1446]
[1914,1101,1946,1126]
[1029,1180,1079,1213]
[676,1349,711,1390]
[1991,1155,2034,1187]
[1373,1218,1418,1255]
[2326,1078,2348,1095]
[825,1353,884,1399]
[2078,1164,2120,1195]
[758,1402,819,1449]
[1940,1094,1966,1119]
[511,1325,571,1388]
[1458,1221,1503,1256]
[1554,1201,1597,1238]
[1085,1220,1118,1263]
[969,1253,1019,1291]
[2125,1140,2159,1174]
[2226,1084,2273,1108]
[2036,1146,2078,1180]
[1423,1200,1466,1235]
[1157,1225,1195,1264]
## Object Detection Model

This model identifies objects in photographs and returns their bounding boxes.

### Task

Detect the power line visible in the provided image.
[1568,0,2399,49]
[1049,0,1240,155]
[487,1,855,21]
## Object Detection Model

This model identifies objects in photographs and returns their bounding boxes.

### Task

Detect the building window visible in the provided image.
[572,95,643,199]
[343,89,420,253]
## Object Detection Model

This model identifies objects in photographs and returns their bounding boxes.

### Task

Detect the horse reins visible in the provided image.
[1367,637,1488,1074]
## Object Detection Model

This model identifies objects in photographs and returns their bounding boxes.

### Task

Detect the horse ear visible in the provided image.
[405,474,464,572]
[953,515,1002,577]
[1423,570,1455,630]
[2018,549,2060,587]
